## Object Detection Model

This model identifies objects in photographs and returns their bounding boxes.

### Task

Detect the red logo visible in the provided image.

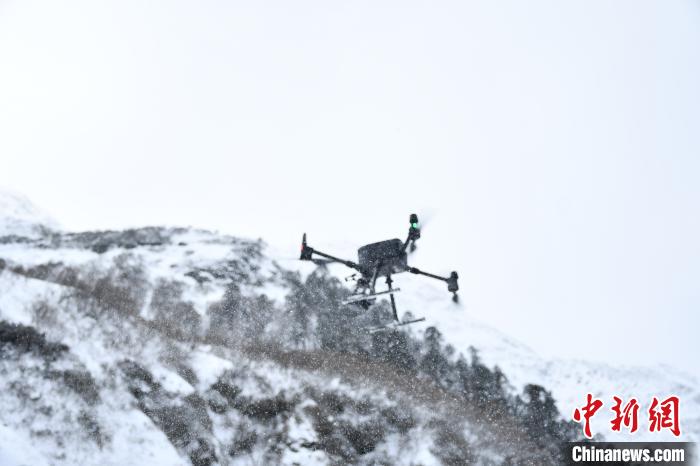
[572,394,681,438]
[648,396,681,437]
[573,393,604,439]
[611,396,639,433]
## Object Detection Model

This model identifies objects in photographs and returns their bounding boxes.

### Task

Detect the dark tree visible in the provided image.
[419,327,451,386]
[371,329,417,374]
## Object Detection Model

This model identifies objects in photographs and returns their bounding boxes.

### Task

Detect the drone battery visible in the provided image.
[357,238,408,276]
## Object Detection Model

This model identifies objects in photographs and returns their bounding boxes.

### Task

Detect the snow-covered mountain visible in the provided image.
[1,229,548,465]
[0,192,697,465]
[278,253,700,444]
[0,189,59,239]
[391,276,700,443]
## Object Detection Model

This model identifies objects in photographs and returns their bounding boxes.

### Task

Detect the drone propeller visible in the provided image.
[407,210,435,253]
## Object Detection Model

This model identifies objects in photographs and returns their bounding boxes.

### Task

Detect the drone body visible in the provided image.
[358,239,408,277]
[300,214,459,332]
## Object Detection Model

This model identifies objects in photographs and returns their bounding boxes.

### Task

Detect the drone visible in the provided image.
[300,214,459,332]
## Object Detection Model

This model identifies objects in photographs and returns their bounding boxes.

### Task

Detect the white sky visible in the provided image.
[1,0,699,377]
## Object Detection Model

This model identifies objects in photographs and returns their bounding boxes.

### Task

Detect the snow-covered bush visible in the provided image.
[0,321,68,360]
[47,369,100,405]
[206,283,274,346]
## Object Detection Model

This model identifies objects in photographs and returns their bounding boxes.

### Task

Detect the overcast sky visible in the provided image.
[1,0,699,377]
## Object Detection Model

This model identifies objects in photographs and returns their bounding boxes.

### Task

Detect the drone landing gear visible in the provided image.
[364,273,426,333]
[366,316,426,334]
[342,287,401,305]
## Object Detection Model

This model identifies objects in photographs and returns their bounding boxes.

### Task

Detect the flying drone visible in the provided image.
[300,214,459,332]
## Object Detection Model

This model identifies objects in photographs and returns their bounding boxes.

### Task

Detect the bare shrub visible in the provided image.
[54,265,83,289]
[31,299,60,329]
[78,410,107,448]
[340,418,386,455]
[430,419,474,466]
[93,253,148,317]
[60,370,101,405]
[381,405,416,434]
[235,392,296,423]
[57,254,148,322]
[229,421,258,456]
[211,377,241,405]
[206,284,274,347]
[151,279,201,342]
[159,341,199,386]
[0,321,68,360]
[11,262,61,280]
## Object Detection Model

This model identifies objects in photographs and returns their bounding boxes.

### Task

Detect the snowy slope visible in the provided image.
[0,232,537,465]
[1,194,697,466]
[284,250,700,443]
[0,188,59,238]
[402,275,700,442]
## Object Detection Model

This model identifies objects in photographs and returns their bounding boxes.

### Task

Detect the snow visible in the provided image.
[0,271,61,325]
[0,244,98,267]
[0,187,59,237]
[1,192,698,464]
[98,406,188,466]
[0,197,466,464]
[0,423,50,466]
[395,273,700,442]
[281,405,326,466]
[190,348,234,390]
[151,365,195,396]
[278,248,700,442]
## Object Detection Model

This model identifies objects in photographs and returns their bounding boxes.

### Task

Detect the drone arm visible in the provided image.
[408,267,443,281]
[300,234,361,271]
[408,267,459,293]
[312,249,361,270]
[401,229,421,253]
[386,274,399,322]
[401,214,421,253]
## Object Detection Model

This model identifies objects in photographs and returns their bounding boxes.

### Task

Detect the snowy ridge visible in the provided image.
[290,256,700,443]
[3,228,529,465]
[404,280,700,442]
[0,188,59,238]
[0,194,697,464]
